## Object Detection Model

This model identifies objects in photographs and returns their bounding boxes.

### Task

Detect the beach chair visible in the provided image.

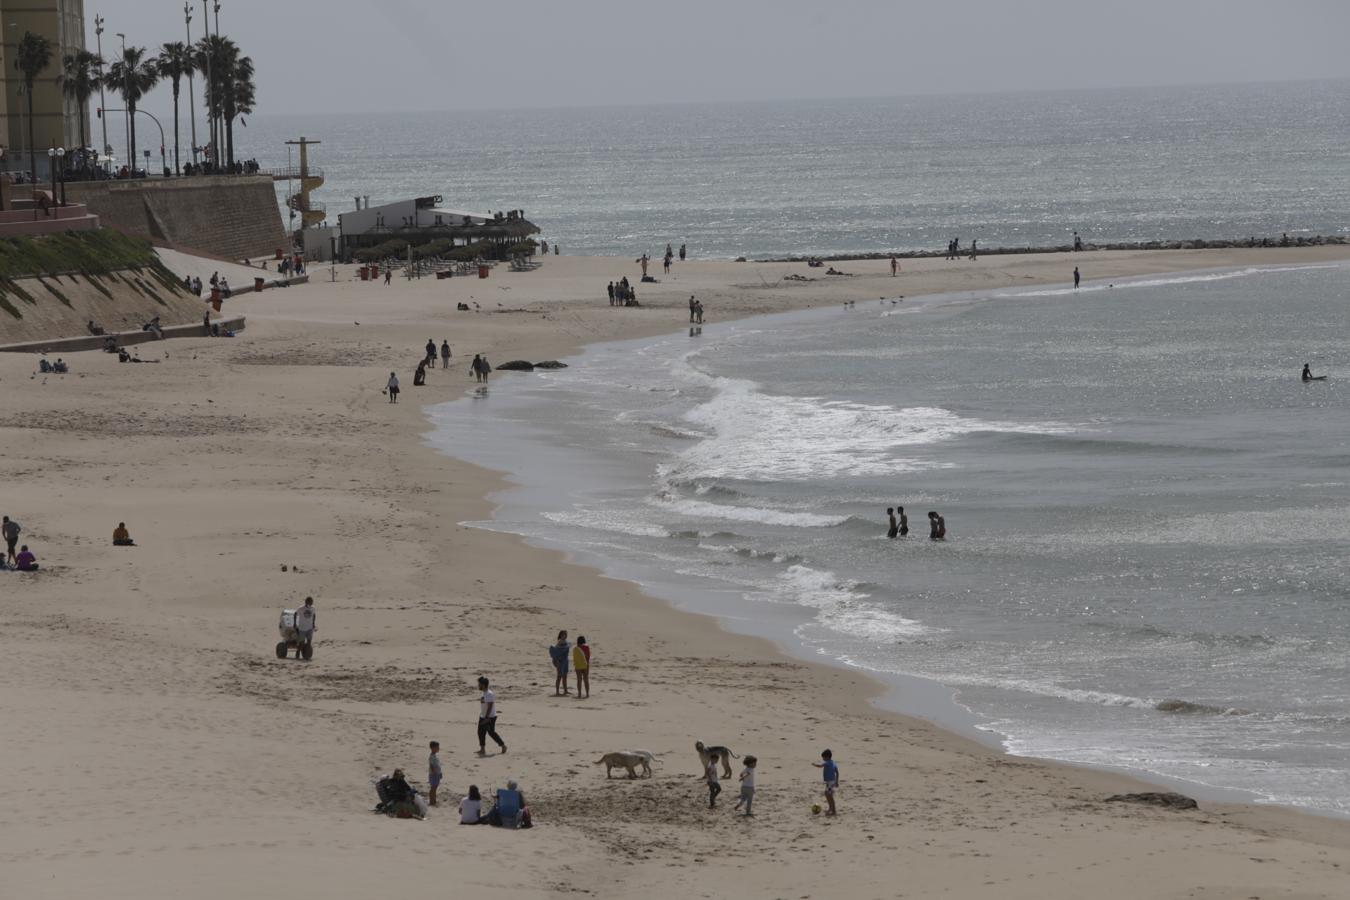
[491,788,523,828]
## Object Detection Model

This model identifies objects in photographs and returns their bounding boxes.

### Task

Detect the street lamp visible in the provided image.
[201,1,213,167]
[47,146,65,213]
[185,3,198,167]
[115,32,129,172]
[95,15,108,164]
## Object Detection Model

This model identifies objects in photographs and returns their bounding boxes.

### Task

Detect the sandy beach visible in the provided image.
[4,246,1350,900]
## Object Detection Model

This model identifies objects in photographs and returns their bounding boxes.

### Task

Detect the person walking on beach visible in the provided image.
[384,267,393,286]
[813,749,839,816]
[549,630,571,696]
[425,339,437,368]
[2,515,20,565]
[890,255,898,276]
[294,596,317,658]
[734,755,757,816]
[572,635,591,698]
[928,511,946,540]
[441,340,451,369]
[689,295,697,323]
[476,676,507,756]
[886,508,899,539]
[897,505,909,537]
[386,372,400,403]
[705,754,722,809]
[428,740,443,806]
[1074,266,1081,288]
[969,239,978,261]
[640,254,649,277]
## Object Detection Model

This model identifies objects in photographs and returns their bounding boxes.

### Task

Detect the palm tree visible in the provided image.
[157,42,192,174]
[193,34,233,168]
[103,46,159,173]
[60,49,102,171]
[15,31,54,186]
[222,54,255,168]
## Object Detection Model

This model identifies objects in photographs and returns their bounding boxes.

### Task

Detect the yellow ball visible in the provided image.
[811,803,822,815]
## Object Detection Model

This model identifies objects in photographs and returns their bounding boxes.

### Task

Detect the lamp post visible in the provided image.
[95,16,109,167]
[47,146,65,214]
[115,32,129,171]
[201,0,213,168]
[184,3,198,166]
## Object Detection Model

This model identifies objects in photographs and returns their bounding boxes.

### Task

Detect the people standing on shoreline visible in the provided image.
[679,243,687,261]
[928,511,946,540]
[689,295,697,323]
[886,507,899,539]
[549,630,571,696]
[572,635,591,698]
[969,239,978,261]
[425,339,437,368]
[608,281,616,306]
[441,340,451,368]
[695,301,704,325]
[1074,266,1081,288]
[476,675,507,756]
[1073,231,1083,251]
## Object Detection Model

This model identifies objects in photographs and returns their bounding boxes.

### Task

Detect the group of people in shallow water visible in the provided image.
[885,506,945,540]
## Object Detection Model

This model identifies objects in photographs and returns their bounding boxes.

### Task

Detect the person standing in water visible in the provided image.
[886,508,899,539]
[928,511,946,540]
[897,505,909,537]
[1074,266,1081,288]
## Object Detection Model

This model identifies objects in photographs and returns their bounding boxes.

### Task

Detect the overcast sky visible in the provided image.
[93,0,1350,122]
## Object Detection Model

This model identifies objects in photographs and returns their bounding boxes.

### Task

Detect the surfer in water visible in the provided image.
[886,508,899,539]
[1302,363,1327,382]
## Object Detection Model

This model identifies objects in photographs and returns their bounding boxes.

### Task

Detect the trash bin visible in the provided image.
[478,265,490,279]
[212,297,222,312]
[254,277,265,293]
[359,266,369,281]
[274,248,284,260]
[370,264,380,279]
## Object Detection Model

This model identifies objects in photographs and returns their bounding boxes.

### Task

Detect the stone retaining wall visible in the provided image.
[58,177,287,262]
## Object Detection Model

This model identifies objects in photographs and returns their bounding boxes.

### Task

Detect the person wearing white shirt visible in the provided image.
[476,676,507,756]
[459,784,485,824]
[295,596,317,656]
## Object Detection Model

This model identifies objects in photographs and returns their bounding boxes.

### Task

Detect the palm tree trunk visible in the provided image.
[128,99,138,171]
[226,114,235,168]
[27,89,37,187]
[172,86,181,174]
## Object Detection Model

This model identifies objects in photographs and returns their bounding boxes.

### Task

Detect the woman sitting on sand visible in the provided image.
[459,785,486,824]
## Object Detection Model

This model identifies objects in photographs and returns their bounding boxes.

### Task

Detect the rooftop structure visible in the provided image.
[338,196,539,255]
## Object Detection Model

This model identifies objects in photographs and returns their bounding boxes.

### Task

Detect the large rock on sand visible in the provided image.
[534,360,568,369]
[1104,792,1198,810]
[495,359,535,371]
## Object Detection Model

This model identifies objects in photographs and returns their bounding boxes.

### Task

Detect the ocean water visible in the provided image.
[427,262,1350,816]
[246,79,1350,258]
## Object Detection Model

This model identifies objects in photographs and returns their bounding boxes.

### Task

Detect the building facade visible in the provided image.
[1,0,87,178]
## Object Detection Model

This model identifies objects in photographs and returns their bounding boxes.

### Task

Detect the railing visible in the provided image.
[287,198,326,213]
[263,166,325,181]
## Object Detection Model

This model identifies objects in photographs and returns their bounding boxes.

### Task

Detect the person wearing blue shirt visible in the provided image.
[813,749,839,816]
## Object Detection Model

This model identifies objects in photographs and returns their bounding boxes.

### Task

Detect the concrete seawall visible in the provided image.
[60,177,288,262]
[0,316,247,354]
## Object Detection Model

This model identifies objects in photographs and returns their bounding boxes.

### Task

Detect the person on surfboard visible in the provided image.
[1302,364,1327,382]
